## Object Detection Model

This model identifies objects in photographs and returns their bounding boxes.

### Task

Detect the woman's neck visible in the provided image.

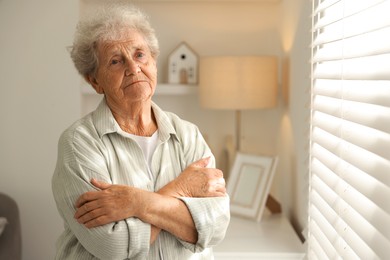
[108,99,157,137]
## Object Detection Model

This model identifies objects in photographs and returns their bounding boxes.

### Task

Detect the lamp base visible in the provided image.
[224,135,236,183]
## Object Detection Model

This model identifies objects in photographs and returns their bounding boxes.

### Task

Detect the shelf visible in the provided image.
[155,84,198,95]
[214,214,305,259]
[81,83,198,96]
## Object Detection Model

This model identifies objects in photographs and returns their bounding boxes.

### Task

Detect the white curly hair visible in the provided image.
[69,2,159,77]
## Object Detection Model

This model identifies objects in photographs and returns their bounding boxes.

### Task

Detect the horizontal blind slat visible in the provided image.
[314,0,386,18]
[313,1,343,30]
[312,95,390,134]
[313,26,390,61]
[313,0,340,15]
[313,53,390,80]
[313,1,390,43]
[313,79,390,107]
[343,0,386,17]
[314,0,387,30]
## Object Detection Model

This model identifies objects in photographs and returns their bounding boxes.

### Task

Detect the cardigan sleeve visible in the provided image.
[177,124,231,252]
[178,196,230,252]
[52,129,151,260]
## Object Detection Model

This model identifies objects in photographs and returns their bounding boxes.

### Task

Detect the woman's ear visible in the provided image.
[84,74,104,94]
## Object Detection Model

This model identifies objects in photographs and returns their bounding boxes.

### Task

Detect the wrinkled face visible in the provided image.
[89,29,157,108]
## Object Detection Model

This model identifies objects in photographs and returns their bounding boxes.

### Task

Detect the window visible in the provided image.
[309,0,390,259]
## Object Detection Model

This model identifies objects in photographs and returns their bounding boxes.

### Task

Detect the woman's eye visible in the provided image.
[110,59,122,65]
[136,52,145,59]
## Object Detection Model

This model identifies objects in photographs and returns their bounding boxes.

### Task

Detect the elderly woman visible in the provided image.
[52,3,230,260]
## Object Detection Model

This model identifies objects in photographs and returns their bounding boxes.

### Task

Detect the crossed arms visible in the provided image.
[73,157,227,245]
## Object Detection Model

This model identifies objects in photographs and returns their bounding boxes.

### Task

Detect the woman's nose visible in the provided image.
[125,62,141,76]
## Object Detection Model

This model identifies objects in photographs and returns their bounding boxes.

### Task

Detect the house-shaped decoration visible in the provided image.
[168,42,198,84]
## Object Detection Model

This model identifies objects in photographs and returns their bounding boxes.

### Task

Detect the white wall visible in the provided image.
[279,0,312,237]
[0,0,79,259]
[0,0,311,259]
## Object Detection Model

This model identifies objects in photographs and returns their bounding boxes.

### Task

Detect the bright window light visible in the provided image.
[309,0,390,259]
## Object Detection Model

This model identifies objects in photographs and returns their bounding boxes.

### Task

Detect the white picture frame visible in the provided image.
[227,153,278,222]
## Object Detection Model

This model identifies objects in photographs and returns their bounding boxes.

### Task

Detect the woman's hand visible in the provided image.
[74,179,145,228]
[74,157,226,229]
[159,157,226,198]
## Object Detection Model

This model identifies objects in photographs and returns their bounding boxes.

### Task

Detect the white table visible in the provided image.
[214,213,305,259]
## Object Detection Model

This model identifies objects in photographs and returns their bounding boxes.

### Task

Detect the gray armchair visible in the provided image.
[0,193,21,260]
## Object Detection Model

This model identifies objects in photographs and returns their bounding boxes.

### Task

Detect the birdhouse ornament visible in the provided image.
[168,42,198,84]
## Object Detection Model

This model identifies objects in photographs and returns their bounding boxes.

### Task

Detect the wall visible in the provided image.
[0,0,311,259]
[0,0,79,259]
[278,0,312,238]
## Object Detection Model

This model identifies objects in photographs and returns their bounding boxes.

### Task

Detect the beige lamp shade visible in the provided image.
[199,56,278,110]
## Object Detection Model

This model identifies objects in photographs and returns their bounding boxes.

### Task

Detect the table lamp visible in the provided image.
[199,56,278,152]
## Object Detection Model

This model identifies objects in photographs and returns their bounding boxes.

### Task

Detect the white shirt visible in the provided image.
[116,123,159,180]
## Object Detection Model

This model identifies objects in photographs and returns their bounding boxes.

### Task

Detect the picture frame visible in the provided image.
[227,152,278,222]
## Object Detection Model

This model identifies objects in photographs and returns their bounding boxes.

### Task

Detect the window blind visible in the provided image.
[309,0,390,259]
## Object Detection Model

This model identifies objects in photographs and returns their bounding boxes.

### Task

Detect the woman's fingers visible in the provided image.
[75,179,111,208]
[76,206,104,224]
[189,157,210,168]
[90,178,112,190]
[75,190,99,208]
[74,199,100,219]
